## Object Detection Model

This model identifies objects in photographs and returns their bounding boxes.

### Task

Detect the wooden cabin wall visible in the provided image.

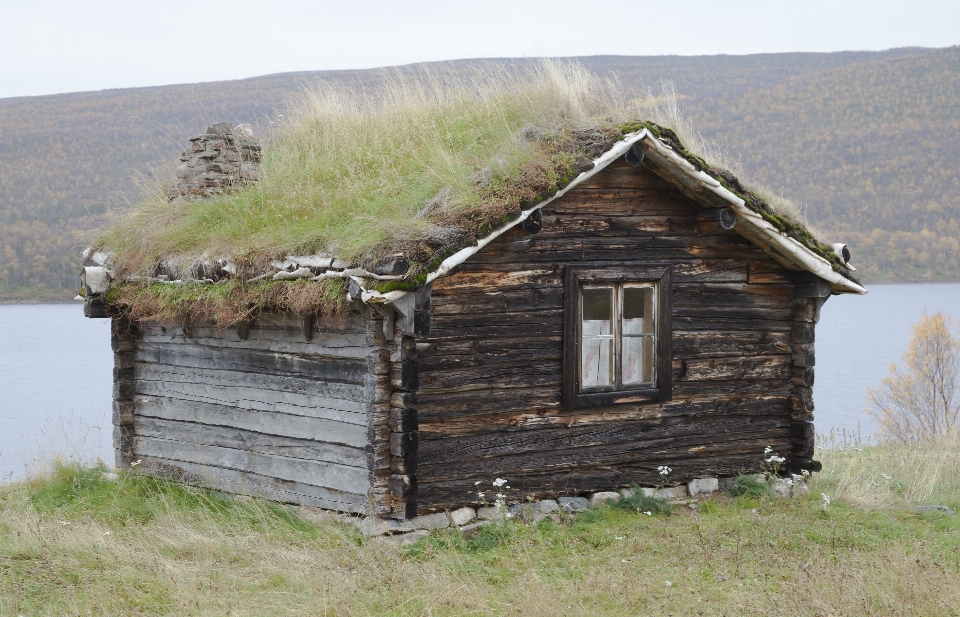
[113,311,392,514]
[414,163,802,511]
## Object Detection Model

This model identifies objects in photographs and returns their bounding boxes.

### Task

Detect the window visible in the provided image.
[564,267,672,408]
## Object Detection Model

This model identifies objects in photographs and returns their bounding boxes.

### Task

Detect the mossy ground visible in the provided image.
[2,441,958,616]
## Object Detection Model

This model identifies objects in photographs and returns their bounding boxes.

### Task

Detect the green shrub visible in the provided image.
[614,485,674,516]
[727,474,773,499]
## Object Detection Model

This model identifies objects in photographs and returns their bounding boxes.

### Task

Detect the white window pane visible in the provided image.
[581,286,614,389]
[642,336,655,384]
[622,336,655,386]
[582,335,613,388]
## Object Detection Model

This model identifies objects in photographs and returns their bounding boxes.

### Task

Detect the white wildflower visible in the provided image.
[130,460,142,467]
[493,478,507,487]
[764,446,773,454]
[821,493,831,511]
[657,465,672,476]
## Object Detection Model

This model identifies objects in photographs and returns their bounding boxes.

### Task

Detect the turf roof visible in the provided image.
[93,62,857,325]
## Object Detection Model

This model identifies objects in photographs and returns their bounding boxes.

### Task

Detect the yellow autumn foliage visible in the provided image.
[867,312,960,443]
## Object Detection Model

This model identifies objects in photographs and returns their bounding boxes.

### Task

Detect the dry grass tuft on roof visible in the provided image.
[97,61,632,280]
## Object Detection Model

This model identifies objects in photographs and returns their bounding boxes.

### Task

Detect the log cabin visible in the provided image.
[81,119,865,520]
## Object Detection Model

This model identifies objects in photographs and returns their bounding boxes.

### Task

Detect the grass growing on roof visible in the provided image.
[96,61,631,279]
[95,62,854,322]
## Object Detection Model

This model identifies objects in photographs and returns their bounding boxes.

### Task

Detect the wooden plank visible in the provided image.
[672,315,793,332]
[418,336,562,359]
[133,395,369,448]
[417,386,562,418]
[139,326,373,358]
[416,447,785,510]
[135,456,369,513]
[672,330,792,358]
[134,436,370,494]
[541,215,700,238]
[427,321,563,341]
[433,268,562,294]
[748,260,793,284]
[419,362,561,393]
[417,414,787,464]
[135,343,366,383]
[418,346,563,372]
[134,380,368,423]
[574,167,676,190]
[430,288,564,316]
[674,354,793,382]
[135,416,367,467]
[466,246,767,265]
[134,364,367,402]
[436,259,753,294]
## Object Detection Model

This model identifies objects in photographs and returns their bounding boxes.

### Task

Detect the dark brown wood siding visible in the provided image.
[415,163,800,510]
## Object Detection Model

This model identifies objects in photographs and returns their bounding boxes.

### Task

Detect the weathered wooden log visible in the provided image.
[388,474,417,499]
[791,367,815,387]
[135,416,368,467]
[389,431,418,457]
[793,321,816,344]
[792,343,815,368]
[388,407,418,433]
[134,395,370,447]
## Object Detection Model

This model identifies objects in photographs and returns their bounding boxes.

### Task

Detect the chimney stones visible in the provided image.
[167,122,262,201]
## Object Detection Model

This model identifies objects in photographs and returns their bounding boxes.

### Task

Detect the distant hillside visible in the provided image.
[0,47,954,301]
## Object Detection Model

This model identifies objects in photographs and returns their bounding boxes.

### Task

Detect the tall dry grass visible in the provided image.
[812,431,960,510]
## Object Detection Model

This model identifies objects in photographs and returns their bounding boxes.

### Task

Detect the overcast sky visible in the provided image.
[1,0,957,99]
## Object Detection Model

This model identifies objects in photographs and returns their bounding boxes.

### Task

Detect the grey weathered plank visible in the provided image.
[135,456,369,512]
[134,364,366,402]
[135,416,367,467]
[134,380,368,423]
[134,395,369,448]
[134,436,369,493]
[135,343,367,383]
[140,326,373,357]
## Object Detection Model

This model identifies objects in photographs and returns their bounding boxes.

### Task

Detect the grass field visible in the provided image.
[1,438,958,616]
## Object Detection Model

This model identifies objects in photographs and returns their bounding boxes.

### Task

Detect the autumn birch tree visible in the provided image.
[868,312,960,443]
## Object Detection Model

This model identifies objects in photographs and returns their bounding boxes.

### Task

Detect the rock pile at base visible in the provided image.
[167,121,262,200]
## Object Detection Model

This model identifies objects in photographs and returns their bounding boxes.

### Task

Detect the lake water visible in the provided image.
[2,283,959,483]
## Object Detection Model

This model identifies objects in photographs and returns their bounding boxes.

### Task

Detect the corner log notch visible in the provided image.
[111,318,137,468]
[790,272,829,473]
[369,284,430,519]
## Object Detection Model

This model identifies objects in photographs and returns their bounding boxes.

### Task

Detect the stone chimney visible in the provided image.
[167,121,262,200]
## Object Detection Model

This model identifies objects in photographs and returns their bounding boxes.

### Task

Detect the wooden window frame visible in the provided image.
[563,266,672,409]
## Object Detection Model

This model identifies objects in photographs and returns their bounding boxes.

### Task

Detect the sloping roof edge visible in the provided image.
[361,128,865,306]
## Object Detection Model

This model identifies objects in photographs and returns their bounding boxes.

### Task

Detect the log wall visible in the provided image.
[117,310,393,514]
[415,163,807,510]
